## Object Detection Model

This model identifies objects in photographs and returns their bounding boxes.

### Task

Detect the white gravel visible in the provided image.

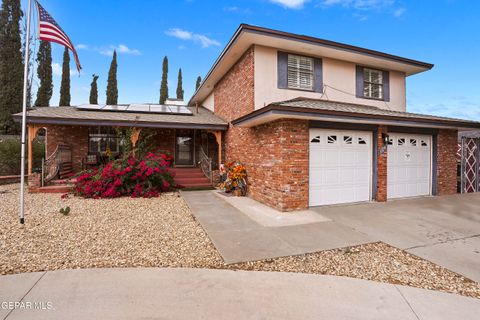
[1,183,479,299]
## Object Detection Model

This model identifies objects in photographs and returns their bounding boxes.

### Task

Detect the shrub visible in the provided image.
[0,137,45,175]
[73,152,176,198]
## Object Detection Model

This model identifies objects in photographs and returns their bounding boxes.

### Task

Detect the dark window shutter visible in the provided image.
[355,65,364,98]
[277,51,288,89]
[382,70,390,102]
[313,58,323,93]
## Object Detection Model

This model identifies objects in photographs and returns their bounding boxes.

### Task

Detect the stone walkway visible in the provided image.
[1,268,479,320]
[181,190,374,264]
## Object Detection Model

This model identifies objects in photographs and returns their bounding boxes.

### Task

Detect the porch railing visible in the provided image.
[43,144,72,185]
[198,146,213,183]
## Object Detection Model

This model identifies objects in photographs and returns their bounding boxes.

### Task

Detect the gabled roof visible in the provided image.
[190,24,433,106]
[232,98,480,130]
[13,106,228,130]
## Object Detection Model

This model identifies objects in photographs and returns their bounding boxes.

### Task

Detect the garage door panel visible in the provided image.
[309,129,372,207]
[387,133,432,199]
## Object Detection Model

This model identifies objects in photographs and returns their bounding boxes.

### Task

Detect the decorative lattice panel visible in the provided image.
[460,138,480,193]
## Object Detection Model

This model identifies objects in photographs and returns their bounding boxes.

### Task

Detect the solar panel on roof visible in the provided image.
[76,103,192,116]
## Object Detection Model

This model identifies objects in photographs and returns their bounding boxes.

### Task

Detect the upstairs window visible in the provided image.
[287,54,314,91]
[363,68,384,100]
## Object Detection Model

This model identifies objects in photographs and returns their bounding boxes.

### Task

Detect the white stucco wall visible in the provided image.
[253,45,406,112]
[202,92,215,111]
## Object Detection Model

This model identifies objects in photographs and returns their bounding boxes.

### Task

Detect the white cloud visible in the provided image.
[393,7,406,17]
[76,44,141,56]
[165,28,221,48]
[52,62,62,76]
[117,44,141,55]
[269,0,309,9]
[319,0,405,18]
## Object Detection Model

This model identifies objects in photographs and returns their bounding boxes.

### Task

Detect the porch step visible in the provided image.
[50,178,77,186]
[33,185,73,194]
[171,167,213,189]
[59,161,73,179]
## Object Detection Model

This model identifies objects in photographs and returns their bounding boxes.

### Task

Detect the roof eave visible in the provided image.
[231,105,480,130]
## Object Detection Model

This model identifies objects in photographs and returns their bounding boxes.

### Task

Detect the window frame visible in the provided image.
[88,126,123,155]
[362,68,384,100]
[287,54,315,91]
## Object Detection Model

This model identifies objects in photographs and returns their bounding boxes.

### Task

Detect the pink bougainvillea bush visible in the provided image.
[73,152,176,198]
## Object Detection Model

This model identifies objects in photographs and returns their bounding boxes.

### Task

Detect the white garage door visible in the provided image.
[309,129,372,206]
[387,133,432,199]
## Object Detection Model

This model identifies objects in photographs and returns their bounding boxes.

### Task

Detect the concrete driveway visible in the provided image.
[312,192,480,282]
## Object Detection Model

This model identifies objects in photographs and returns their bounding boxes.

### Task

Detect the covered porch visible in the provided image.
[16,105,228,191]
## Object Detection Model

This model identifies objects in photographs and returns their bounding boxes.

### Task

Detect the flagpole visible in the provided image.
[19,0,33,225]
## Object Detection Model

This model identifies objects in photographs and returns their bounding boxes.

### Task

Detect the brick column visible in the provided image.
[376,125,388,202]
[436,129,458,195]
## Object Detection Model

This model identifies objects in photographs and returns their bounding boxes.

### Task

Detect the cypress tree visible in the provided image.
[0,0,24,134]
[89,74,99,104]
[59,47,70,106]
[195,76,201,91]
[176,68,184,100]
[106,50,118,105]
[159,56,168,104]
[34,40,53,107]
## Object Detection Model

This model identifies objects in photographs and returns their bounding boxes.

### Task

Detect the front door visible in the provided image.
[175,130,194,166]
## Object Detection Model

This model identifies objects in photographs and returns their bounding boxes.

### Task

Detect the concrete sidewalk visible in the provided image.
[1,268,479,320]
[181,190,374,263]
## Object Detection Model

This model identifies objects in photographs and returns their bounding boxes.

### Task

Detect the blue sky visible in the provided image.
[22,0,480,120]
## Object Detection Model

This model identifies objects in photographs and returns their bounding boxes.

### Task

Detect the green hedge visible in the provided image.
[0,138,45,176]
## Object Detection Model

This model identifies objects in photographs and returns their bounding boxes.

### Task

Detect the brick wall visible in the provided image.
[436,129,458,195]
[43,124,89,172]
[376,125,388,202]
[213,46,309,211]
[151,128,175,156]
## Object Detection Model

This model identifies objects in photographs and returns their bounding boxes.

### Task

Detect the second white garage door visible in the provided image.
[309,129,373,206]
[387,133,432,199]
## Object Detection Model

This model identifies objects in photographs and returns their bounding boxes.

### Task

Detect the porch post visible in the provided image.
[130,127,142,155]
[211,131,222,165]
[27,124,40,175]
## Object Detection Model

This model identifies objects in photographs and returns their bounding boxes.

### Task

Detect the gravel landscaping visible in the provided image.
[1,183,479,299]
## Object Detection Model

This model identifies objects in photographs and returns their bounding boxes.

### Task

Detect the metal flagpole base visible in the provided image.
[20,218,25,224]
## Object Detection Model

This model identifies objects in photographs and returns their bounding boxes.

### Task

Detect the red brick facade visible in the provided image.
[210,44,459,210]
[376,126,388,202]
[43,124,89,172]
[436,129,458,195]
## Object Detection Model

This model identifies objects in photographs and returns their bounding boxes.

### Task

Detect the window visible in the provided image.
[363,68,383,99]
[358,137,367,145]
[287,54,314,90]
[88,127,123,155]
[398,138,405,146]
[421,140,428,147]
[327,135,337,144]
[343,136,353,144]
[310,136,321,143]
[410,138,417,146]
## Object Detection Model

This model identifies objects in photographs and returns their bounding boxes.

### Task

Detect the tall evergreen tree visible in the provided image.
[106,50,118,105]
[159,56,168,104]
[195,76,201,91]
[89,74,99,104]
[176,68,184,100]
[59,47,70,106]
[34,40,53,107]
[0,0,24,134]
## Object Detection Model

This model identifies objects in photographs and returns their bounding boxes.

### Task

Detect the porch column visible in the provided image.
[27,125,40,175]
[209,131,222,165]
[130,127,142,155]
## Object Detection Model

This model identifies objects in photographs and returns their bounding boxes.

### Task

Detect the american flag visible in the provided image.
[35,1,82,72]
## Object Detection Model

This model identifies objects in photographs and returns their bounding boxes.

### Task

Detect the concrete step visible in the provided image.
[176,178,212,185]
[34,185,73,193]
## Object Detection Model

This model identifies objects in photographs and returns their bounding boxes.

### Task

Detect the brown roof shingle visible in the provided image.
[14,106,228,130]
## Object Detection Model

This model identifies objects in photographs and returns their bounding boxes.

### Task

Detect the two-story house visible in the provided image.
[189,24,480,211]
[19,24,480,210]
